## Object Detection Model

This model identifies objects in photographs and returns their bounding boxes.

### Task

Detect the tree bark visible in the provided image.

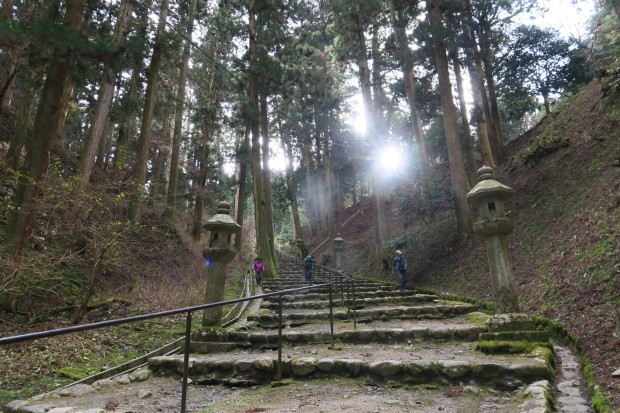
[163,0,197,220]
[6,66,44,169]
[128,0,169,222]
[77,0,133,190]
[233,122,250,251]
[388,0,427,166]
[260,93,276,260]
[284,139,302,242]
[248,0,276,278]
[428,0,472,240]
[3,0,88,312]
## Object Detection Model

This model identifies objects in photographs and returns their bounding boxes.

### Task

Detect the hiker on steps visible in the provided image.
[304,255,317,282]
[252,257,265,286]
[392,250,408,291]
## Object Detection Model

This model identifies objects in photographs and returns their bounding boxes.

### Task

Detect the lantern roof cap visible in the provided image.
[334,233,344,242]
[203,201,241,233]
[467,166,513,204]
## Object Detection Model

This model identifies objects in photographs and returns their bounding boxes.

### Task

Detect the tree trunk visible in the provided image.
[284,139,302,242]
[77,0,132,190]
[248,0,276,278]
[543,94,551,115]
[449,44,477,186]
[6,66,44,170]
[3,0,88,312]
[479,22,504,161]
[127,0,169,222]
[388,0,427,166]
[163,0,196,220]
[260,93,276,260]
[233,122,250,251]
[352,0,389,260]
[462,20,496,168]
[428,0,472,241]
[302,141,318,237]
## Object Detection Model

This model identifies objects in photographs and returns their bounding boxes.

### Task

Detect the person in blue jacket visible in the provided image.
[392,250,408,291]
[304,255,317,282]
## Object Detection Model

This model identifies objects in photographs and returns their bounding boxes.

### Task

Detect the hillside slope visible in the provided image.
[312,78,620,408]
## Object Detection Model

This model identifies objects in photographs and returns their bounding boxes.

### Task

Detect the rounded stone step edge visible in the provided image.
[148,356,552,391]
[228,325,486,346]
[248,304,479,327]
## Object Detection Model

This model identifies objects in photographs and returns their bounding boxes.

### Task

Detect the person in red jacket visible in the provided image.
[252,257,265,285]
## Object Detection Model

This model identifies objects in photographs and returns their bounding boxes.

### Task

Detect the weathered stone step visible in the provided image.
[260,293,439,310]
[149,342,552,390]
[263,285,398,295]
[248,303,479,328]
[269,289,433,303]
[263,280,385,288]
[228,324,485,347]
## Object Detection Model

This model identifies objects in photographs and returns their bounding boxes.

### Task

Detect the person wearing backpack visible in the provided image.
[392,250,408,291]
[252,257,265,286]
[304,255,317,282]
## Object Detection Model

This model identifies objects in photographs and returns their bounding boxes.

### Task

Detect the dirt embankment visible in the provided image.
[310,79,620,408]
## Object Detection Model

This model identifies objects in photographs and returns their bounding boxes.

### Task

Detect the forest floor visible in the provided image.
[309,79,620,409]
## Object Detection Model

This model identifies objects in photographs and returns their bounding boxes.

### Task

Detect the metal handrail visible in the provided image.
[0,283,335,413]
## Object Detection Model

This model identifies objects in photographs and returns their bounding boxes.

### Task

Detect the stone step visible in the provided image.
[263,285,398,295]
[267,289,434,303]
[260,293,439,310]
[149,341,552,390]
[248,303,479,328]
[229,324,485,347]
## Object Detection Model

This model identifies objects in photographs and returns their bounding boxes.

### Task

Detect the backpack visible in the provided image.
[304,257,314,269]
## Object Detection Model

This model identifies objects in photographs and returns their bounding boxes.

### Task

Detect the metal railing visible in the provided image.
[0,283,337,413]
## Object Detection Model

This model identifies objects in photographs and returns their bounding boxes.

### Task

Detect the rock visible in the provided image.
[129,368,151,382]
[73,410,106,413]
[91,378,116,389]
[439,360,471,378]
[114,374,131,384]
[47,408,77,413]
[612,368,620,378]
[20,406,50,413]
[462,386,481,395]
[3,400,29,412]
[56,384,96,397]
[235,359,254,372]
[254,357,275,372]
[369,360,402,377]
[291,357,317,376]
[317,358,335,372]
[138,389,153,399]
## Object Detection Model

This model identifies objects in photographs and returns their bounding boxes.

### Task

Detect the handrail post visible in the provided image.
[329,283,334,347]
[180,311,192,413]
[277,293,283,381]
[340,274,344,305]
[346,279,350,319]
[352,281,357,330]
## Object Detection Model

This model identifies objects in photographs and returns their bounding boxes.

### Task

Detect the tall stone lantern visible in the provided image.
[333,233,345,269]
[201,201,241,326]
[466,166,520,314]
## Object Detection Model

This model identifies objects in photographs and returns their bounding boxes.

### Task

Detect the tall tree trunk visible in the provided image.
[302,140,318,238]
[248,0,275,277]
[3,0,88,312]
[478,21,504,161]
[449,44,477,186]
[77,0,132,190]
[260,93,276,260]
[284,139,302,242]
[127,0,169,222]
[6,66,44,169]
[352,0,389,260]
[164,0,196,220]
[462,19,496,168]
[233,122,250,251]
[428,0,472,241]
[388,0,427,166]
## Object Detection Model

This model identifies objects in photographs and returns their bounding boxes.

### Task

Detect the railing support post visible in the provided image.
[352,281,357,330]
[180,311,192,413]
[277,293,283,381]
[329,283,335,347]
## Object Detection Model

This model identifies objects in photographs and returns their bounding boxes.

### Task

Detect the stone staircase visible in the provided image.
[4,251,565,412]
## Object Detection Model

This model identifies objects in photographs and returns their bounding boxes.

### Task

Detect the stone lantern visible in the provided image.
[466,166,520,314]
[333,233,345,269]
[296,239,308,259]
[201,201,241,326]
